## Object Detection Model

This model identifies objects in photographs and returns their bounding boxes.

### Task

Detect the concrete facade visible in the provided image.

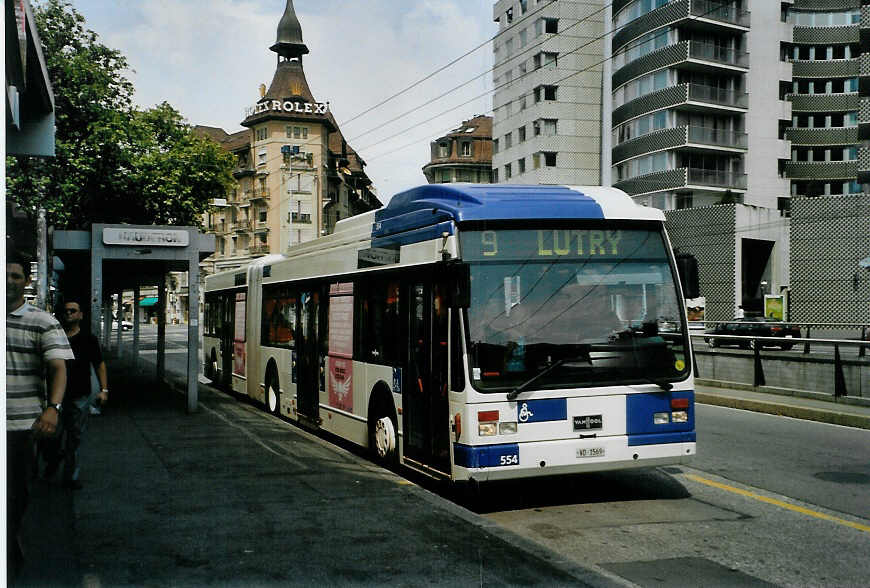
[491,0,606,185]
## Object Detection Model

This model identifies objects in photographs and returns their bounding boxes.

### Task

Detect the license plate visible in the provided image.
[573,414,603,430]
[577,447,605,458]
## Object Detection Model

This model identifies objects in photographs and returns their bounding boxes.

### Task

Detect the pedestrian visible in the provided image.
[41,298,109,490]
[735,305,745,319]
[6,252,73,579]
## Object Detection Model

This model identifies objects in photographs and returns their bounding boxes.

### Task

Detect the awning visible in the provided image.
[860,256,870,270]
[139,296,159,307]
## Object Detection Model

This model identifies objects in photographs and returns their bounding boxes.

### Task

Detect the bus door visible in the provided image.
[219,293,235,389]
[404,280,450,474]
[297,288,321,425]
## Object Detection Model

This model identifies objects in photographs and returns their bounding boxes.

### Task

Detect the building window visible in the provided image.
[518,158,526,174]
[518,126,526,142]
[461,142,472,157]
[493,168,499,183]
[536,17,558,36]
[519,28,527,48]
[534,85,557,102]
[493,138,499,154]
[505,163,512,179]
[257,150,267,166]
[256,127,268,141]
[286,126,308,139]
[543,152,557,167]
[505,132,512,149]
[259,209,267,222]
[519,0,527,15]
[439,142,449,157]
[506,7,513,24]
[676,194,693,209]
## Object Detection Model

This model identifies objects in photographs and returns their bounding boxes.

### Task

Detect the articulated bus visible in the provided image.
[203,184,696,482]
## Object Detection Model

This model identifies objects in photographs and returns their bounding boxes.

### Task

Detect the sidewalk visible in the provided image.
[13,361,617,587]
[695,383,870,430]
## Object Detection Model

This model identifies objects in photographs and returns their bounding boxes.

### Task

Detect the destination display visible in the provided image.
[461,229,666,262]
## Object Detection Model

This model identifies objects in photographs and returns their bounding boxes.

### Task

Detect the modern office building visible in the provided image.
[422,115,494,184]
[491,0,607,185]
[198,0,379,273]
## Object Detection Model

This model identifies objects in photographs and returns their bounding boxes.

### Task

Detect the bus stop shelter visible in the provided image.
[52,224,215,412]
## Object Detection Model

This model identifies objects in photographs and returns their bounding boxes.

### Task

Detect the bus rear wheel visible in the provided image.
[266,374,280,416]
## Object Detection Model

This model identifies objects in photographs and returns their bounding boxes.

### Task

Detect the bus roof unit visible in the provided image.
[372,184,662,241]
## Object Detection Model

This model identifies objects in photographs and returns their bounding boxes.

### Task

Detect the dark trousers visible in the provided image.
[41,401,89,481]
[7,430,35,578]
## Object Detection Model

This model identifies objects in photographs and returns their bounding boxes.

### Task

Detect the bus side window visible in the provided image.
[450,309,464,391]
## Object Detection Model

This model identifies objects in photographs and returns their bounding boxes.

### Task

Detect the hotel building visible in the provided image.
[198,0,380,273]
[422,115,494,184]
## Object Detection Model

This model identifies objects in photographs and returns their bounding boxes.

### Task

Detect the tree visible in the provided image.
[5,0,235,230]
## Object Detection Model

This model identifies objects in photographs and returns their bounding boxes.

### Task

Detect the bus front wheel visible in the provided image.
[368,396,398,465]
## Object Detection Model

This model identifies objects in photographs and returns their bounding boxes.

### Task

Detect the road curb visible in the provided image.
[695,392,870,430]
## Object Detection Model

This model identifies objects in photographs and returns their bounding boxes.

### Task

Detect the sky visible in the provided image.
[68,0,497,204]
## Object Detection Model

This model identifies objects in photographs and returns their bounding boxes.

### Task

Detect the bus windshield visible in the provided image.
[461,227,690,392]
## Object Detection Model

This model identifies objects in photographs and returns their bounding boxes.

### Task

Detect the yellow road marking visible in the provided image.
[687,474,870,533]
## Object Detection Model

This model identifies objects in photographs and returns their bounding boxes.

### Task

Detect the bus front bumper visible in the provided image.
[452,433,695,482]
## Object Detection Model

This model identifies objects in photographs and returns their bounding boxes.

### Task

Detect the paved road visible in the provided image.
[694,403,870,519]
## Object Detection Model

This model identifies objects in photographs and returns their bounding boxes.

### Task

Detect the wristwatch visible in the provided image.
[46,403,62,412]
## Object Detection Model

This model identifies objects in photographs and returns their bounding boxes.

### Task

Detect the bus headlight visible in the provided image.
[499,422,517,435]
[653,412,670,425]
[671,411,688,423]
[479,423,498,436]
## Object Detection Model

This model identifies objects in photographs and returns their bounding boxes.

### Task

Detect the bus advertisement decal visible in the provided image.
[329,357,353,412]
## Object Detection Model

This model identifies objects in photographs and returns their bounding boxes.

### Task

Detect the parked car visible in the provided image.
[705,317,801,350]
[113,315,134,331]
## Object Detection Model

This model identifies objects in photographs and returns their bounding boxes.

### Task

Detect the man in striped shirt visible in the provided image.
[6,252,73,578]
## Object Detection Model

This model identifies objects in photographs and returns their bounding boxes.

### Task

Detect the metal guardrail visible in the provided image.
[691,332,869,398]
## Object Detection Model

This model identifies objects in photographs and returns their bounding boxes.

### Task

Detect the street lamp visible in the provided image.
[760,280,768,297]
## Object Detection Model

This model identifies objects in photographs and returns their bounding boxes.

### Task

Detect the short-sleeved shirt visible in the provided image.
[6,303,75,432]
[65,331,104,401]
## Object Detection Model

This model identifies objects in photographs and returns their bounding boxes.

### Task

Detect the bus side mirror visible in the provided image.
[445,261,470,308]
[675,253,699,299]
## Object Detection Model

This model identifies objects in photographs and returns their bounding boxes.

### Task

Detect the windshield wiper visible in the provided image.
[637,374,673,392]
[507,353,590,400]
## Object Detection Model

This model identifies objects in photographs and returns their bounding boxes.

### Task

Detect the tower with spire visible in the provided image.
[197,1,380,271]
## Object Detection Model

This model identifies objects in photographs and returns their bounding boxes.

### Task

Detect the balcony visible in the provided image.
[612,126,746,165]
[613,41,747,90]
[783,161,857,180]
[791,58,859,79]
[249,243,270,255]
[689,0,750,28]
[249,188,271,202]
[785,126,858,146]
[787,92,859,113]
[232,220,252,233]
[859,97,870,140]
[613,167,746,196]
[613,0,749,54]
[613,83,747,126]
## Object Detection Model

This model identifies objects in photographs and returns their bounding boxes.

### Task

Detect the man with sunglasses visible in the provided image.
[42,299,109,490]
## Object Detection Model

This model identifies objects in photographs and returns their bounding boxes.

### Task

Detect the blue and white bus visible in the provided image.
[203,184,696,482]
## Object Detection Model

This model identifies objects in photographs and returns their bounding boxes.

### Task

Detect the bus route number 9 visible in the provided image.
[482,230,498,257]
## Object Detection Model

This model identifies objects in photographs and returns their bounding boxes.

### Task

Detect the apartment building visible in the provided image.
[492,0,869,322]
[491,0,607,185]
[422,115,494,184]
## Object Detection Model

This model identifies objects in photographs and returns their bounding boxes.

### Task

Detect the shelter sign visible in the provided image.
[103,228,189,247]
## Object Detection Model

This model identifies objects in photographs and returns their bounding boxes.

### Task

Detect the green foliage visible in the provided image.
[6,0,235,230]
